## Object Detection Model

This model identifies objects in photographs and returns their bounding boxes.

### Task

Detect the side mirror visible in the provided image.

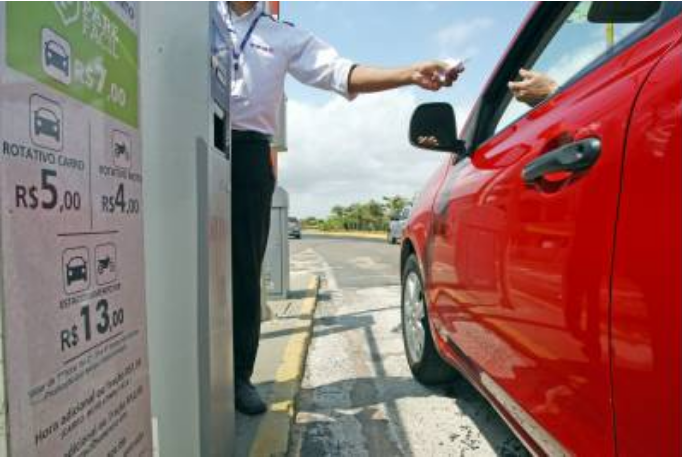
[409,103,465,155]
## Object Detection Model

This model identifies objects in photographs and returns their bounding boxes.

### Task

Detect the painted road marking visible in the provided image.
[249,275,320,457]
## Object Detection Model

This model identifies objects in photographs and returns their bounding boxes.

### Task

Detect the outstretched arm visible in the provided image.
[348,61,460,94]
[287,28,461,98]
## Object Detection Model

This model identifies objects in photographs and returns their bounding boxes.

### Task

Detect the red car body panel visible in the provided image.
[403,7,681,457]
[405,161,450,273]
[610,38,682,456]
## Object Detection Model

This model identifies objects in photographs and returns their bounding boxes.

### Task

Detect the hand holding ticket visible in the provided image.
[440,58,468,83]
[408,59,467,91]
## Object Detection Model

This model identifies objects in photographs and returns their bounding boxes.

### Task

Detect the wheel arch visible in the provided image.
[400,237,417,279]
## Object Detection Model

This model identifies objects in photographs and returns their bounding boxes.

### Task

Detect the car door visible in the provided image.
[427,3,679,455]
[609,37,681,456]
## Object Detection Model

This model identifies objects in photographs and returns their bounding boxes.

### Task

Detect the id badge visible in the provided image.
[231,78,247,100]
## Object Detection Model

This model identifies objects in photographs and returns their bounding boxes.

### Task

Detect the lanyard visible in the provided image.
[228,8,264,72]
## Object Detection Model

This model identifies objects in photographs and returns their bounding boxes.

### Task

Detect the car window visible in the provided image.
[494,1,662,135]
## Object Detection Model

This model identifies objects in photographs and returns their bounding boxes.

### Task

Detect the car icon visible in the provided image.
[34,107,61,142]
[44,39,69,76]
[66,256,88,286]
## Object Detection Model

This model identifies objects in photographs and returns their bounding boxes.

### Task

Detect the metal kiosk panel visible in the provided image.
[264,186,290,299]
[141,3,233,456]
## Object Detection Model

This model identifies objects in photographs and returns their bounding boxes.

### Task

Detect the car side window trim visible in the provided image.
[460,2,574,153]
[463,1,673,154]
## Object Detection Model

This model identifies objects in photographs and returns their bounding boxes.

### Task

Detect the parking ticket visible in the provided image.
[440,58,468,82]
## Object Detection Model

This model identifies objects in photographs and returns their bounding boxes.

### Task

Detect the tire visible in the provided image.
[401,254,459,385]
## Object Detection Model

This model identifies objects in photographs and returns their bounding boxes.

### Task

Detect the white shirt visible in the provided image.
[221,2,356,136]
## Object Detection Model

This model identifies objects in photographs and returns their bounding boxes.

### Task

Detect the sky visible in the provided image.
[278,1,533,218]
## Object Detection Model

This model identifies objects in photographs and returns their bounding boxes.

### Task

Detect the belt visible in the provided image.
[231,130,271,142]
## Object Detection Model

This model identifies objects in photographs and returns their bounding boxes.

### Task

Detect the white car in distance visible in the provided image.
[388,205,411,245]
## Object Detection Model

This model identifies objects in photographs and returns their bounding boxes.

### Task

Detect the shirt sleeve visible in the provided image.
[286,28,357,100]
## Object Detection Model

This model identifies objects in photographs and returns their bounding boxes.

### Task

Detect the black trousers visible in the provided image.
[231,132,275,381]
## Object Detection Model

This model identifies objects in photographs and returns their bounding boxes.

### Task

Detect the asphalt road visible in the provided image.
[289,234,529,457]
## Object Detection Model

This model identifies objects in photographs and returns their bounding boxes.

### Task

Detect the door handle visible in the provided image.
[522,138,601,185]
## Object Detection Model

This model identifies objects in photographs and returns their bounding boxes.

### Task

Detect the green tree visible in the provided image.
[382,195,410,219]
[331,205,345,219]
[318,195,411,233]
[302,217,319,228]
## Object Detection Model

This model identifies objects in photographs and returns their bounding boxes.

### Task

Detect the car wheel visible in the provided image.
[401,254,458,385]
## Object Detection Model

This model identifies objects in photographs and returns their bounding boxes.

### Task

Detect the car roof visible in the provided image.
[36,107,58,118]
[46,40,67,53]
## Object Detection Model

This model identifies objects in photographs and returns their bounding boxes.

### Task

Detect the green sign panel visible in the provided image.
[7,2,138,127]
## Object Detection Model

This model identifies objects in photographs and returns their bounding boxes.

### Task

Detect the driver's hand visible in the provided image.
[508,69,558,106]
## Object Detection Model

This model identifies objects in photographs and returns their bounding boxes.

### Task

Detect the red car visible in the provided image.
[401,2,681,456]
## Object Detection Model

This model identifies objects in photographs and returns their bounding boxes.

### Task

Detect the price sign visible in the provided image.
[0,3,152,456]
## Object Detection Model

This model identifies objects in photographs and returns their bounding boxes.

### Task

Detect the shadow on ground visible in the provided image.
[293,300,529,457]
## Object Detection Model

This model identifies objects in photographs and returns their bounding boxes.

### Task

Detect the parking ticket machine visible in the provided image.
[141,3,234,456]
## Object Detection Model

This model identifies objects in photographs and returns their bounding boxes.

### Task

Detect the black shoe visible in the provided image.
[235,379,267,415]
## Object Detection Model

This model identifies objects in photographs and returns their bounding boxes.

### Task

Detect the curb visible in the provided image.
[249,275,321,457]
[303,230,386,241]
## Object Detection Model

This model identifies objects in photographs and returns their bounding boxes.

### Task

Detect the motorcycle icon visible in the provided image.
[97,256,115,275]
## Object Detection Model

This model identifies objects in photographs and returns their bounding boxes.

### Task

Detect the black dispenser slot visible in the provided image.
[213,107,227,156]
